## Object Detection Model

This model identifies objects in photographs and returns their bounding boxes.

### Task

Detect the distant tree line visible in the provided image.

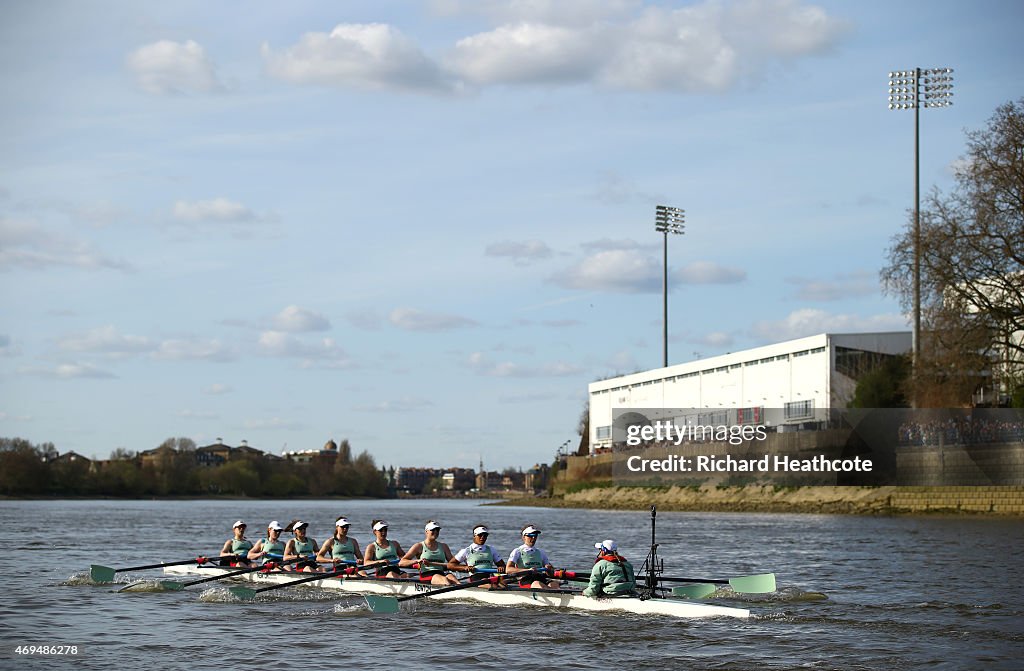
[0,436,389,498]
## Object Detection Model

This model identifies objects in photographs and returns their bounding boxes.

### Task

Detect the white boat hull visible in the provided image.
[163,565,750,619]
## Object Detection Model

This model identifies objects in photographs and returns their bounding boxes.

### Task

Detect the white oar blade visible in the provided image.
[729,573,776,593]
[672,583,717,599]
[90,565,116,583]
[364,595,400,614]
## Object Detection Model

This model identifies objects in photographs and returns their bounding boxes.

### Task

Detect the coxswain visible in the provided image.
[399,520,459,586]
[248,520,286,565]
[363,520,404,578]
[448,524,505,589]
[316,516,364,574]
[283,521,320,572]
[219,520,253,566]
[506,524,557,588]
[582,539,637,598]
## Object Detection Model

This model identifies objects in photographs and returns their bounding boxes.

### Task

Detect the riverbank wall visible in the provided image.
[539,434,1024,515]
[511,484,1024,515]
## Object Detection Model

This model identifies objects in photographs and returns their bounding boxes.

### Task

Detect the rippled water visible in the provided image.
[0,499,1020,670]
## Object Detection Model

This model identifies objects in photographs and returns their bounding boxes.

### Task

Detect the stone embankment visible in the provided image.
[504,485,1024,515]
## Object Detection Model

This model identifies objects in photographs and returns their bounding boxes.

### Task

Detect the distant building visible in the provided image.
[589,332,912,451]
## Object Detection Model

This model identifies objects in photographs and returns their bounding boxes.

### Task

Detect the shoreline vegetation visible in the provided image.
[495,485,1024,516]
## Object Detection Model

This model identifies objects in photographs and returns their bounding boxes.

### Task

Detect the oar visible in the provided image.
[364,572,507,614]
[146,559,302,592]
[642,573,777,595]
[90,557,213,583]
[227,559,393,600]
[552,570,776,595]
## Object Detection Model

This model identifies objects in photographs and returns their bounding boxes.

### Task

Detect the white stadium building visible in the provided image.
[588,332,911,451]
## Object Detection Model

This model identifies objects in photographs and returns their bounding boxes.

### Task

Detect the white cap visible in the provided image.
[425,521,442,531]
[595,539,618,552]
[522,525,540,535]
[267,520,283,531]
[336,518,351,527]
[232,520,246,529]
[372,521,389,531]
[473,526,489,536]
[292,520,308,530]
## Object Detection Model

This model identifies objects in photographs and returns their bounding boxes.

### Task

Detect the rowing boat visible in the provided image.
[162,565,750,619]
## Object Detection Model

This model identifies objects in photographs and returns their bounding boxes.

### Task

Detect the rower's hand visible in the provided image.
[496,565,505,574]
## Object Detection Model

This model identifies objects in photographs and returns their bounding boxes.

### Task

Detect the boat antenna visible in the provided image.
[639,505,661,599]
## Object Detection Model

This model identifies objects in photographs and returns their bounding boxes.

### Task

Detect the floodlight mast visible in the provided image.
[654,205,685,368]
[887,67,954,397]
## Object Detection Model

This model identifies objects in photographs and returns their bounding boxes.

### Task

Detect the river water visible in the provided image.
[0,499,1020,670]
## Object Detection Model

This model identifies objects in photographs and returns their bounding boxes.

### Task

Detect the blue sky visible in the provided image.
[2,0,1022,469]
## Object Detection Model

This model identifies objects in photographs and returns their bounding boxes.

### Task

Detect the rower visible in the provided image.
[506,524,557,588]
[283,521,320,572]
[219,520,253,566]
[448,524,505,589]
[248,520,286,565]
[582,539,637,598]
[364,520,404,579]
[316,516,364,574]
[399,520,460,586]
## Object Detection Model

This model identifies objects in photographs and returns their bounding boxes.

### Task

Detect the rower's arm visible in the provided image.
[398,543,422,567]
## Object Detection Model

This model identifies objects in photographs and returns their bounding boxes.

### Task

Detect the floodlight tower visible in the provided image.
[887,67,954,373]
[655,205,685,368]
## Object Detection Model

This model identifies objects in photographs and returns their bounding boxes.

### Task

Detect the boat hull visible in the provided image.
[163,565,750,619]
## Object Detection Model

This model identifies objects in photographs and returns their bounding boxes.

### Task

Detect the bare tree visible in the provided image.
[883,98,1024,404]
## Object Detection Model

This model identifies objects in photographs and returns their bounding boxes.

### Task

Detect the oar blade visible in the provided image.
[672,583,717,599]
[364,595,400,614]
[229,586,258,601]
[157,581,184,591]
[90,565,116,583]
[729,573,776,594]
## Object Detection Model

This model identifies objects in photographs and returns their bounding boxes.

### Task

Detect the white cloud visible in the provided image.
[57,325,153,357]
[551,248,661,293]
[468,351,583,377]
[261,1,847,95]
[154,338,234,362]
[19,362,117,379]
[389,308,477,332]
[203,383,233,395]
[355,397,434,413]
[751,308,908,342]
[787,271,879,301]
[687,331,736,348]
[485,239,554,266]
[257,331,352,368]
[674,261,746,284]
[272,305,331,332]
[446,0,848,92]
[0,217,130,272]
[430,0,641,25]
[172,198,257,222]
[126,39,223,95]
[262,24,454,94]
[451,22,604,85]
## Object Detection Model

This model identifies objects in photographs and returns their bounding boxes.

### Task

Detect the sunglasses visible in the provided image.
[524,533,540,538]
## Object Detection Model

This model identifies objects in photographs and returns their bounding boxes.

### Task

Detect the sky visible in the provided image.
[1,0,1023,470]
